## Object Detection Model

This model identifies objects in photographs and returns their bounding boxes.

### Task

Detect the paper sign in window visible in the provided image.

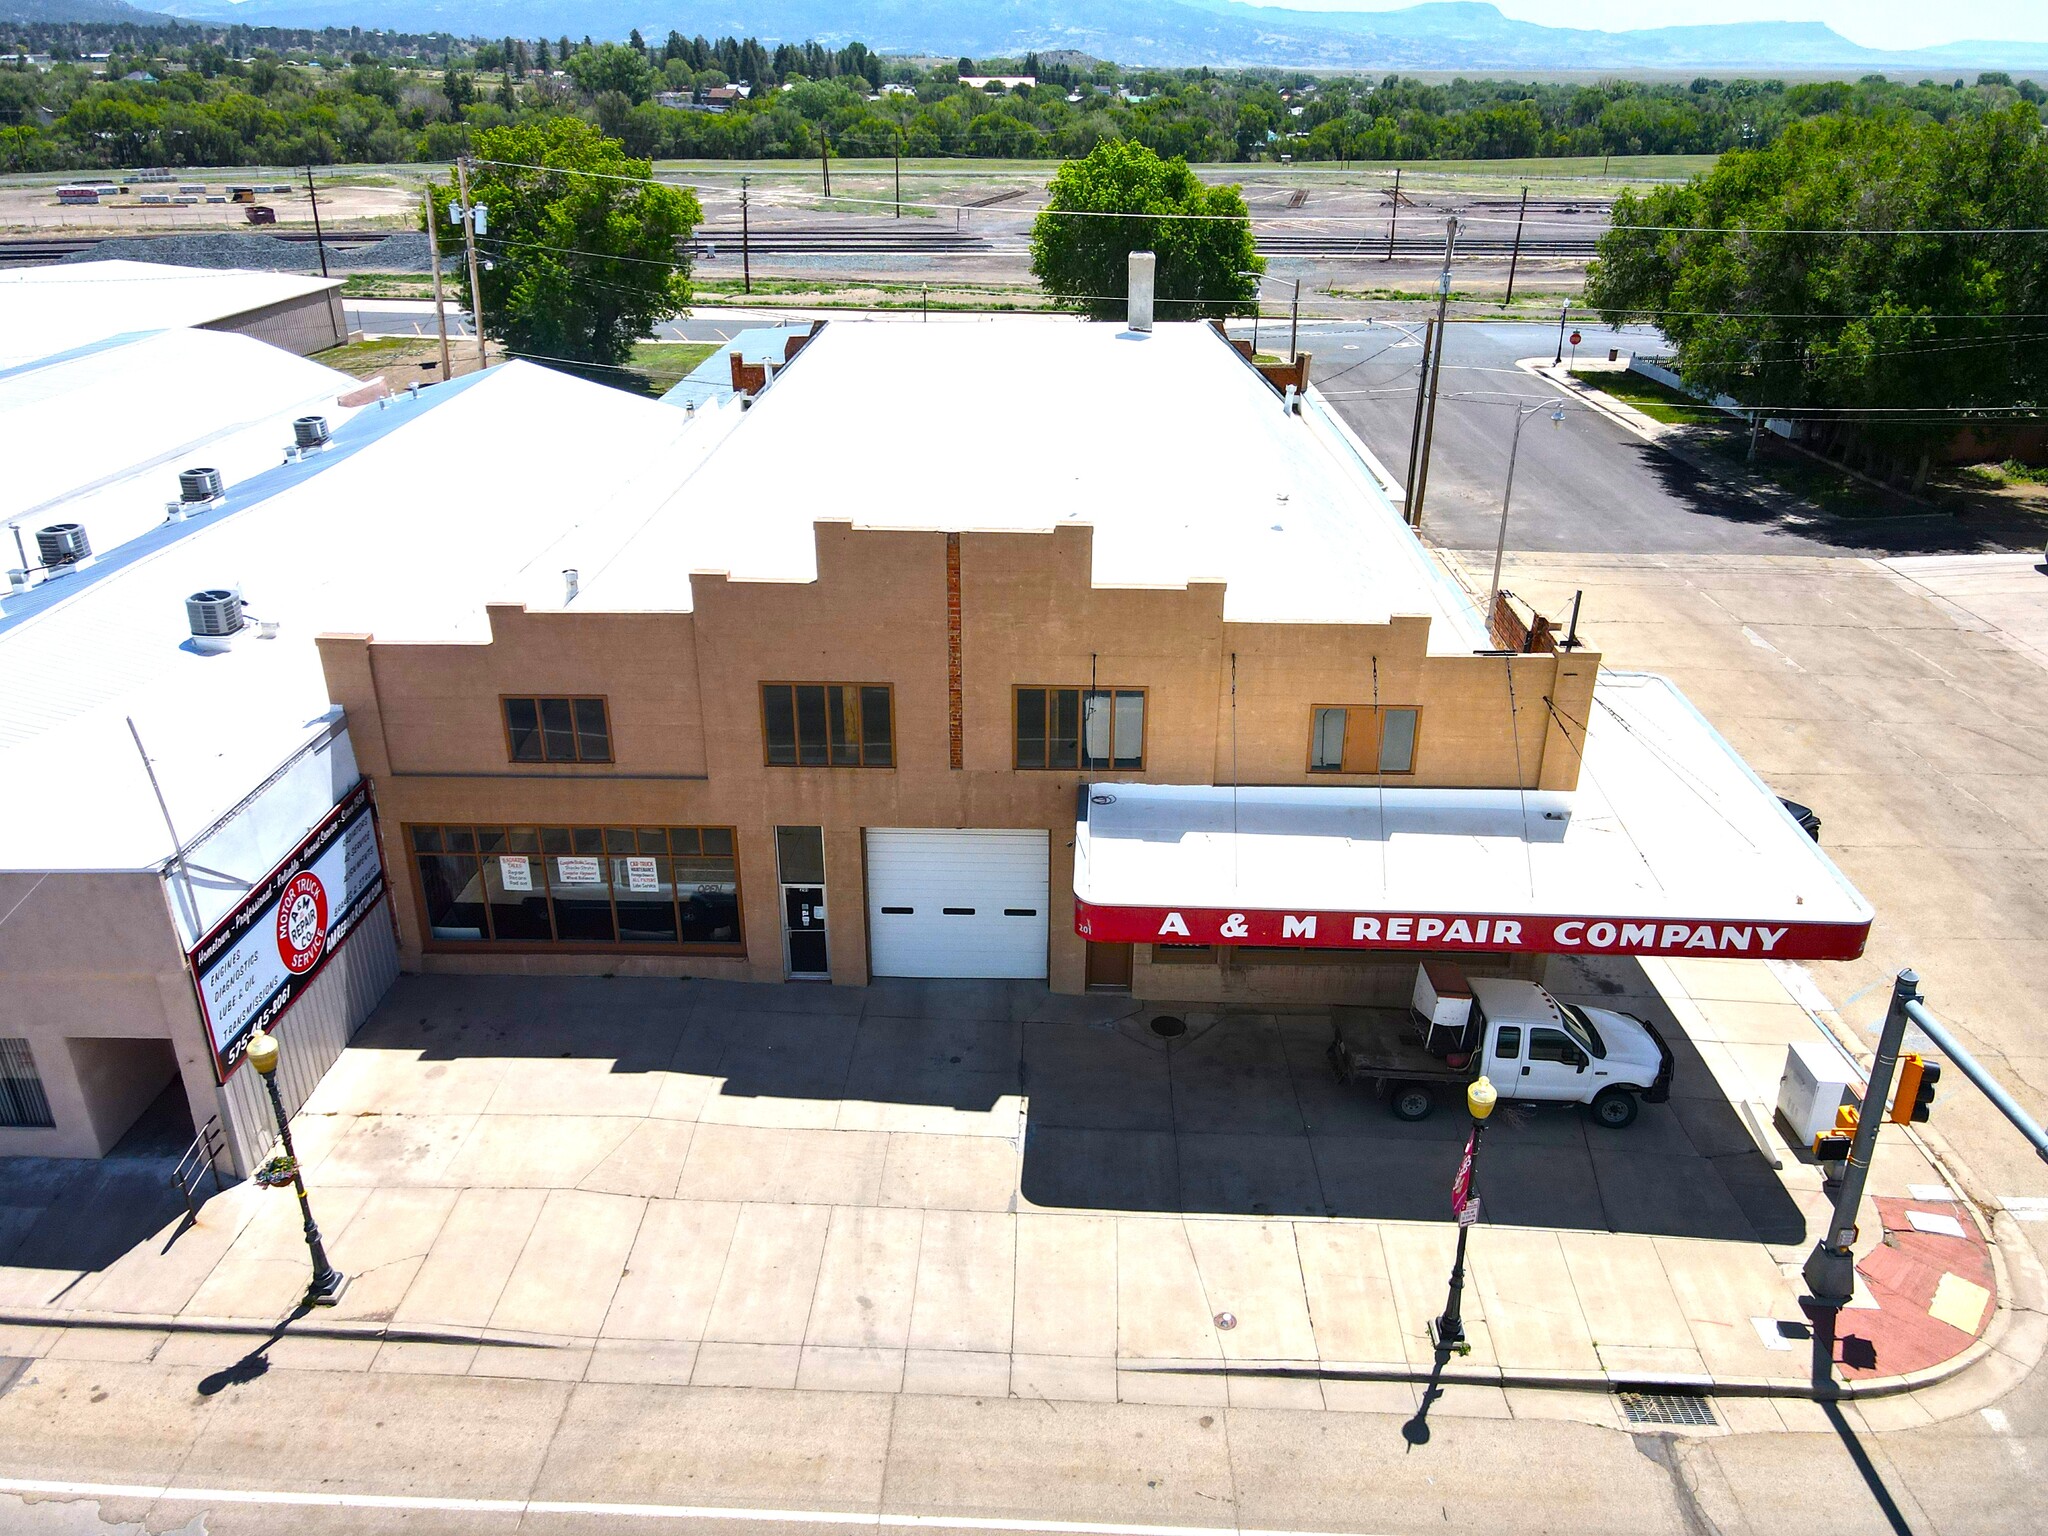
[555,856,603,885]
[499,855,532,892]
[625,857,660,893]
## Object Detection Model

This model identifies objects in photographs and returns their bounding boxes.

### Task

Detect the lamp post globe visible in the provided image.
[1467,1075,1498,1121]
[247,1030,280,1076]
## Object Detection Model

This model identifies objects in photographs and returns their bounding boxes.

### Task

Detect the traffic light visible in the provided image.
[1813,1104,1857,1161]
[1890,1053,1941,1124]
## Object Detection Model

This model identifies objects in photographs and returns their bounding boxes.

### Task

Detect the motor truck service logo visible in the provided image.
[188,781,386,1083]
[276,871,329,974]
[1072,900,1869,961]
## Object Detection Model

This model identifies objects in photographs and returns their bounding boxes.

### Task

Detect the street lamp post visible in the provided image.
[248,1031,348,1307]
[1486,401,1567,624]
[1429,1076,1498,1355]
[1553,298,1572,367]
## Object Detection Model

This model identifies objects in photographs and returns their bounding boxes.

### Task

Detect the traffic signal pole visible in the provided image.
[1803,971,1916,1311]
[1805,968,2048,1317]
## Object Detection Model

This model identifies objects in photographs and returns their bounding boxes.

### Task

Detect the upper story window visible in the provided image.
[504,696,612,763]
[762,683,894,767]
[1308,705,1419,775]
[1015,686,1145,771]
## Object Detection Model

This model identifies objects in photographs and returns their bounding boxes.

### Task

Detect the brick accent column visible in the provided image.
[947,532,963,770]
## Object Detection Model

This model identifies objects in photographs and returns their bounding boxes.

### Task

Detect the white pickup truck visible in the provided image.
[1329,972,1674,1128]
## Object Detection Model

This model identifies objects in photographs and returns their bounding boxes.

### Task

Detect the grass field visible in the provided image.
[1571,366,1724,425]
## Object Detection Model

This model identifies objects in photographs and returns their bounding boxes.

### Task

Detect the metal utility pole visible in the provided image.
[1805,972,1918,1311]
[1487,401,1563,620]
[1502,185,1527,306]
[1402,316,1434,525]
[1289,278,1301,364]
[1408,215,1459,531]
[422,186,452,380]
[1385,167,1400,260]
[740,173,752,296]
[455,156,487,368]
[894,136,902,218]
[304,165,328,278]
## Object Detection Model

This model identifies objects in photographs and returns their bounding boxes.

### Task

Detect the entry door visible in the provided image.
[1519,1026,1591,1101]
[777,826,829,978]
[865,828,1048,979]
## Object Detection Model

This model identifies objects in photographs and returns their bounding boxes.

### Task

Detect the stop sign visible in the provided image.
[1569,330,1582,345]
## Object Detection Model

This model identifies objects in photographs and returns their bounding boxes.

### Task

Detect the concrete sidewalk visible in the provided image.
[0,962,2030,1427]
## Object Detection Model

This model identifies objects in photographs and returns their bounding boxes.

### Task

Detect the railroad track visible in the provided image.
[0,228,404,267]
[1,225,1601,270]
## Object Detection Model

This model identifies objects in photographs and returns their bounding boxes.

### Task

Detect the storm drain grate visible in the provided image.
[1618,1391,1718,1427]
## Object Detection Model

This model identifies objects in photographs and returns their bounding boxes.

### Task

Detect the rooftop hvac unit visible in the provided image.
[179,467,224,503]
[292,415,330,450]
[186,588,244,641]
[36,523,90,567]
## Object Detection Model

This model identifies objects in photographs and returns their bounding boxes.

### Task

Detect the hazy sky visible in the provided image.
[1232,1,2048,49]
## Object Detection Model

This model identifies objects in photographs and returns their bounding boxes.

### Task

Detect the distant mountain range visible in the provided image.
[18,0,2048,72]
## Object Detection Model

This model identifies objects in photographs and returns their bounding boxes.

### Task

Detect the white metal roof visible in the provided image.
[572,319,1489,651]
[1073,670,1873,958]
[0,260,343,370]
[0,361,704,874]
[0,327,361,555]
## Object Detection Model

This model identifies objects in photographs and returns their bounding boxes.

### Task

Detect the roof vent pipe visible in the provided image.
[37,523,90,567]
[179,467,223,503]
[185,588,244,649]
[292,415,330,449]
[563,568,580,602]
[1127,250,1155,333]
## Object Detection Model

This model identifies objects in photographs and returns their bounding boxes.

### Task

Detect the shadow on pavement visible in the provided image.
[340,968,1802,1243]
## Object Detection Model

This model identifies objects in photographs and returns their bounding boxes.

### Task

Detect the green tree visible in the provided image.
[1585,104,2048,461]
[564,41,654,104]
[1029,139,1261,320]
[435,117,701,369]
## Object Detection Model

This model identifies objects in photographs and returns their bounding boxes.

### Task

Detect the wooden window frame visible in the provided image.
[500,695,613,764]
[759,683,895,768]
[1012,685,1148,771]
[1305,704,1422,776]
[408,822,746,956]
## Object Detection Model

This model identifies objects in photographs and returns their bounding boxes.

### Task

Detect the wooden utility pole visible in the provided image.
[1403,316,1433,524]
[1289,278,1301,364]
[1385,167,1400,260]
[1503,185,1527,307]
[455,156,487,368]
[422,186,452,379]
[1408,215,1460,531]
[740,174,752,295]
[305,165,328,277]
[821,131,831,197]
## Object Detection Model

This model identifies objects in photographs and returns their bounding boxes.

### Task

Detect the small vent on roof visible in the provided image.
[179,467,224,503]
[292,415,331,450]
[37,523,90,568]
[186,588,244,644]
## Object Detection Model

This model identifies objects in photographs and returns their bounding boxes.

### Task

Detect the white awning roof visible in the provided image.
[1073,672,1872,961]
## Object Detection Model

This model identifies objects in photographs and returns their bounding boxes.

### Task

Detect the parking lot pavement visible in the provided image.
[0,953,2001,1410]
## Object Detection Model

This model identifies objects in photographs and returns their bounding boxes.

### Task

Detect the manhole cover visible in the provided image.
[1618,1391,1717,1427]
[1150,1015,1187,1039]
[1213,1311,1237,1330]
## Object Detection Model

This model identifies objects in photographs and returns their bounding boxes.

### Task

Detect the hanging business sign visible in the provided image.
[188,780,386,1083]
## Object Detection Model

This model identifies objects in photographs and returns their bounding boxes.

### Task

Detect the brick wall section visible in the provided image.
[730,354,767,394]
[946,531,963,769]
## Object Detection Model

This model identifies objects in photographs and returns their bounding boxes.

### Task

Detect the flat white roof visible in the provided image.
[0,361,706,874]
[572,319,1489,650]
[0,260,342,370]
[1,327,361,552]
[1074,671,1873,960]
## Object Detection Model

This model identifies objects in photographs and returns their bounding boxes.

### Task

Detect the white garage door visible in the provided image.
[865,828,1049,979]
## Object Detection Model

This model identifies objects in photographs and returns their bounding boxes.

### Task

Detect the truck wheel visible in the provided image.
[1589,1087,1639,1129]
[1390,1084,1435,1122]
